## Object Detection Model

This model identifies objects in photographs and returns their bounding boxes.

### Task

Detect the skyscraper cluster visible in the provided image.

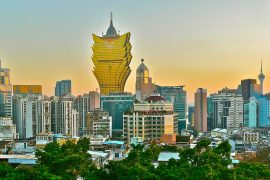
[191,61,269,133]
[1,13,269,147]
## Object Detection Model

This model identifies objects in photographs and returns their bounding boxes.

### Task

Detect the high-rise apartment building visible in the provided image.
[156,85,187,132]
[37,96,52,134]
[100,93,133,137]
[55,80,71,97]
[74,91,100,135]
[0,62,12,118]
[135,59,155,101]
[194,88,207,132]
[13,96,39,139]
[85,109,112,138]
[92,13,132,95]
[123,94,178,143]
[212,88,244,129]
[52,94,79,137]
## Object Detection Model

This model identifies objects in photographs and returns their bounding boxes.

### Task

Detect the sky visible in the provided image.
[0,0,270,103]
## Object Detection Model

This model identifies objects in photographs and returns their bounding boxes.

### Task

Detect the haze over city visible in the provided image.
[1,0,270,103]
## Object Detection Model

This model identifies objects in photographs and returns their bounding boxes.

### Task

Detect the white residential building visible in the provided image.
[212,89,244,129]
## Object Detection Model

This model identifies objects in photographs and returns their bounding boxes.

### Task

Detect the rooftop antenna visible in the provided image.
[0,59,1,68]
[260,58,262,73]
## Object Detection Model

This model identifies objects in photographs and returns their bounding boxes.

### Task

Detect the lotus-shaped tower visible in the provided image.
[91,13,132,95]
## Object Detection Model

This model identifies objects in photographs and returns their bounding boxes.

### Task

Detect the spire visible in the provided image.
[110,12,113,24]
[261,58,263,73]
[105,12,118,38]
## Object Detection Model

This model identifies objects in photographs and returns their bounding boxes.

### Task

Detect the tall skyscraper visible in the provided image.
[258,60,265,95]
[0,61,12,118]
[194,88,207,132]
[188,106,195,128]
[52,94,79,137]
[239,79,259,101]
[156,85,187,132]
[55,80,71,97]
[92,13,132,95]
[74,91,100,136]
[100,92,133,137]
[212,88,244,129]
[207,97,214,131]
[13,96,39,139]
[243,97,257,128]
[135,59,155,101]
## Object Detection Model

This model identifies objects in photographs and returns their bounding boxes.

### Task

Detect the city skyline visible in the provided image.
[1,1,270,103]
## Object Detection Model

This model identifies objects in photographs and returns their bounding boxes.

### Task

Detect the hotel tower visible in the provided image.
[91,13,132,95]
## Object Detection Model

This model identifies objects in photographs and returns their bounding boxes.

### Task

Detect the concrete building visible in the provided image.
[55,80,71,97]
[92,13,132,95]
[135,59,155,102]
[13,96,39,139]
[212,88,244,129]
[37,97,52,134]
[243,131,259,144]
[123,94,178,143]
[51,94,79,137]
[156,85,187,132]
[85,109,112,138]
[243,97,257,128]
[74,91,100,135]
[0,61,12,118]
[0,117,18,141]
[194,88,207,132]
[101,93,133,137]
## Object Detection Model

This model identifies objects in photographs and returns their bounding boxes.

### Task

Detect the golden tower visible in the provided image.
[92,13,132,95]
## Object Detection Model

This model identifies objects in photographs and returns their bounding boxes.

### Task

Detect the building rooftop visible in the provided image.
[157,152,180,162]
[103,140,125,145]
[145,95,166,103]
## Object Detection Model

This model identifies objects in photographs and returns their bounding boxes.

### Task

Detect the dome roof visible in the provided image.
[136,59,148,72]
[105,12,118,38]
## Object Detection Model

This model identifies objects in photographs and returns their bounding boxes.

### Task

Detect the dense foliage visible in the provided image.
[1,138,270,179]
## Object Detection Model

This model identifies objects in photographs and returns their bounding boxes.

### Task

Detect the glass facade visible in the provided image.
[55,80,71,97]
[92,17,132,95]
[156,85,187,132]
[101,93,133,137]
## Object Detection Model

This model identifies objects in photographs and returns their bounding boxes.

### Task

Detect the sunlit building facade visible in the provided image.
[135,59,155,101]
[123,95,178,143]
[0,62,12,118]
[92,13,132,95]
